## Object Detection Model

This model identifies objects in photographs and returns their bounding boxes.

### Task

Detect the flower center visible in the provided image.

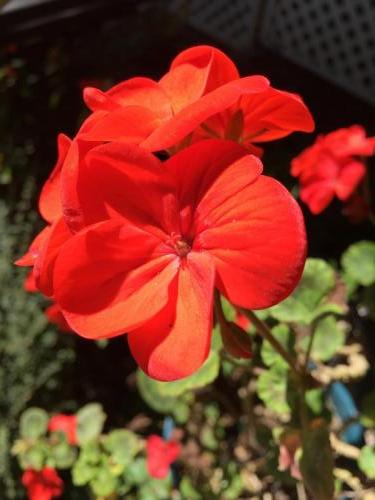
[168,233,191,258]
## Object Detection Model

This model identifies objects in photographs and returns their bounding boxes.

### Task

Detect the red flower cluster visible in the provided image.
[48,414,78,445]
[17,45,310,381]
[146,435,181,479]
[22,468,63,500]
[291,125,375,214]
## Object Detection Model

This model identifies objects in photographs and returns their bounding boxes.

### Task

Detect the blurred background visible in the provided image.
[0,0,374,497]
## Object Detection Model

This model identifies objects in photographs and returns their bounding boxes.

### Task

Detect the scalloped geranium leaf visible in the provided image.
[261,324,292,369]
[257,366,290,416]
[76,403,106,445]
[20,407,49,439]
[136,370,190,423]
[103,429,140,467]
[299,315,346,362]
[341,241,375,287]
[268,259,337,324]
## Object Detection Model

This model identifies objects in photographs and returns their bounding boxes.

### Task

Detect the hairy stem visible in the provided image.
[245,309,301,378]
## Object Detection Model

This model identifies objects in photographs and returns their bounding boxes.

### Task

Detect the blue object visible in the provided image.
[162,416,175,441]
[329,382,363,445]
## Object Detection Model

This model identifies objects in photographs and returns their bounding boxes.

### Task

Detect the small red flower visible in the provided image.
[22,468,63,500]
[50,140,306,380]
[146,435,180,479]
[291,125,375,214]
[48,414,77,445]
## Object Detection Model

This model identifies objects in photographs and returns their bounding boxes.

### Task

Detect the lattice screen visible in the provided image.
[168,0,262,51]
[261,0,375,105]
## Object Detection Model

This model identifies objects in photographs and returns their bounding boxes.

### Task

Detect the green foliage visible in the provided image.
[103,429,140,467]
[269,259,342,324]
[136,352,219,422]
[0,192,74,497]
[341,241,375,287]
[20,408,48,439]
[257,365,290,416]
[299,315,346,362]
[358,446,375,479]
[76,403,106,445]
[261,324,292,369]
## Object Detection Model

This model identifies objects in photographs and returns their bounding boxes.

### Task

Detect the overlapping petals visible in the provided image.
[80,45,313,153]
[292,125,375,214]
[42,140,307,381]
[22,468,63,500]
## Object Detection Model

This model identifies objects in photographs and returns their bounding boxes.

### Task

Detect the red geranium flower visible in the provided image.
[22,468,63,500]
[81,45,314,153]
[50,140,306,380]
[146,435,180,479]
[48,414,77,445]
[291,125,375,214]
[45,304,72,332]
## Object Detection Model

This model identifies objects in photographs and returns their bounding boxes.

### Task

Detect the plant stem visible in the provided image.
[244,309,301,378]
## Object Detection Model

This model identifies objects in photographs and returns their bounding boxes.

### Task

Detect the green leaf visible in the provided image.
[20,442,47,470]
[72,461,97,486]
[138,476,172,500]
[341,241,375,287]
[358,446,375,479]
[300,419,334,500]
[305,389,324,415]
[257,366,290,416]
[261,324,291,369]
[154,351,220,397]
[269,259,336,324]
[180,477,202,499]
[125,458,149,485]
[50,441,77,469]
[299,315,346,362]
[136,370,190,423]
[90,463,118,496]
[361,391,375,427]
[103,429,140,467]
[76,403,106,445]
[20,408,49,439]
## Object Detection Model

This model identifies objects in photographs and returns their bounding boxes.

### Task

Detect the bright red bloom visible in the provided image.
[22,468,63,500]
[45,304,72,332]
[235,310,251,331]
[81,45,313,153]
[50,140,306,380]
[48,414,77,444]
[291,125,375,214]
[146,435,180,479]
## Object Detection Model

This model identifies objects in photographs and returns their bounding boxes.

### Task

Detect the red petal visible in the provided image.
[84,77,172,120]
[53,220,178,339]
[170,45,239,92]
[45,303,72,332]
[128,251,215,381]
[165,139,255,224]
[336,159,366,200]
[78,142,175,235]
[300,181,335,214]
[15,225,52,266]
[146,435,180,479]
[24,270,38,292]
[141,76,269,151]
[79,105,162,143]
[159,63,209,114]
[196,176,307,309]
[34,218,72,297]
[241,87,315,143]
[38,134,71,224]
